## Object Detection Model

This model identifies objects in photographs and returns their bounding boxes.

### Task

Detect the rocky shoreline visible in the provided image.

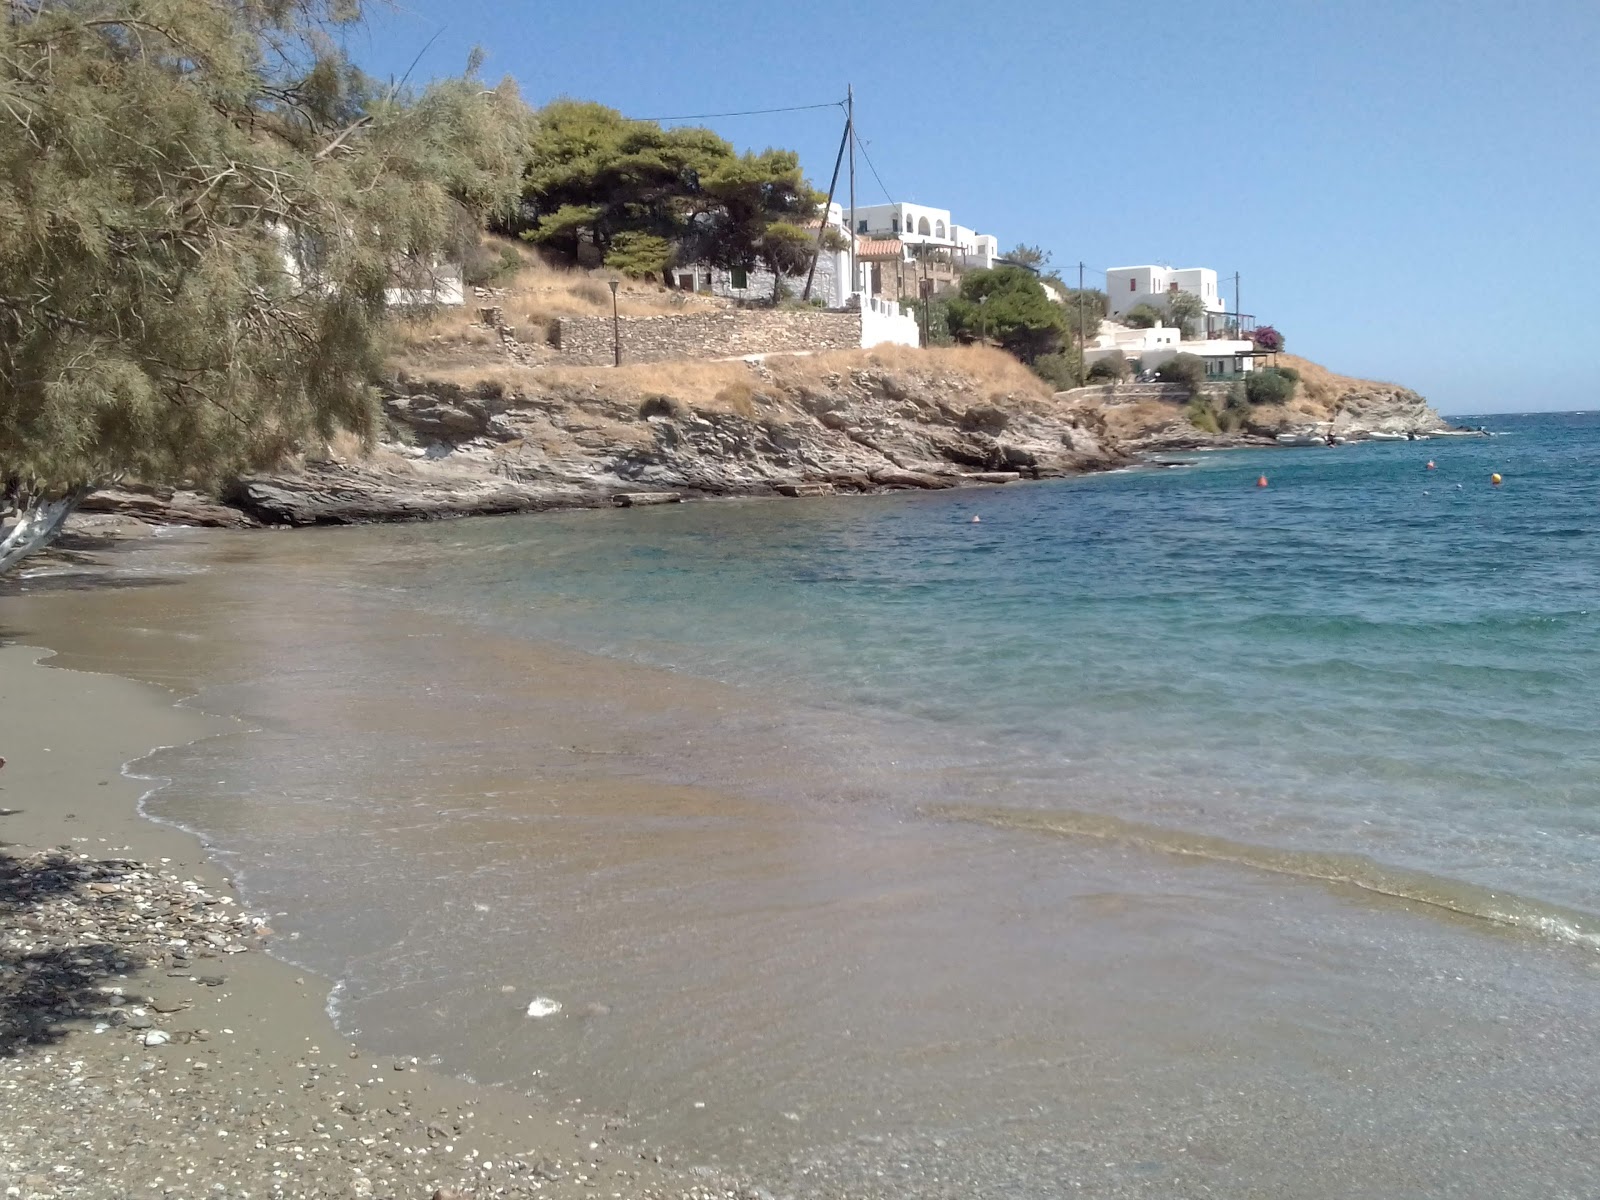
[60,348,1448,538]
[0,647,771,1200]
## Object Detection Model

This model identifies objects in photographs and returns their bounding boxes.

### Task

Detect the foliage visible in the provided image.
[910,296,954,346]
[1004,243,1051,270]
[1184,399,1220,434]
[515,100,822,281]
[1154,353,1207,393]
[1252,325,1285,352]
[1086,353,1131,382]
[604,232,674,278]
[1274,365,1300,382]
[462,242,524,288]
[945,267,1068,362]
[1165,290,1207,338]
[1244,366,1298,405]
[0,0,528,508]
[1121,303,1165,329]
[1061,289,1110,341]
[1030,347,1082,391]
[758,222,816,300]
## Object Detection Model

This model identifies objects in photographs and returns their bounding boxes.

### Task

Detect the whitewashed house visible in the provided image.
[1105,265,1226,320]
[852,202,999,272]
[1084,321,1258,378]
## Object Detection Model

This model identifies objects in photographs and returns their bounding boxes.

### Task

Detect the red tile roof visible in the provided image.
[855,238,903,261]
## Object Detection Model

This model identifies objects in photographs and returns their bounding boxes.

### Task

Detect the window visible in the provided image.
[935,220,946,238]
[918,217,931,235]
[1130,278,1137,291]
[858,219,868,233]
[891,217,899,232]
[730,267,748,289]
[701,272,712,290]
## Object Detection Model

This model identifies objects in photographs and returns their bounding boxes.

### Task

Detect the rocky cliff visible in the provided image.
[212,346,1126,526]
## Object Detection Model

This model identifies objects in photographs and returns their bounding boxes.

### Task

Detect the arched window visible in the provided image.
[935,220,946,238]
[891,216,899,232]
[918,217,931,235]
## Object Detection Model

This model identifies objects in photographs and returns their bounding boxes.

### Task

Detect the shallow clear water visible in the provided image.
[16,412,1600,1198]
[389,412,1600,926]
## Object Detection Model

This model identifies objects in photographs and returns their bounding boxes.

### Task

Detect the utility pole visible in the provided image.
[1233,271,1241,333]
[1077,261,1086,386]
[802,113,850,303]
[847,83,857,300]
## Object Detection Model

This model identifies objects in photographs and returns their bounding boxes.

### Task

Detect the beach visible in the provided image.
[3,415,1600,1199]
[0,641,769,1200]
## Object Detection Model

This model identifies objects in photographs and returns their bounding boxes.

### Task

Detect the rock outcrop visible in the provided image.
[222,349,1128,526]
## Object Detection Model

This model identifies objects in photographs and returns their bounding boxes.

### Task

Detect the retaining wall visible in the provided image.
[554,309,863,366]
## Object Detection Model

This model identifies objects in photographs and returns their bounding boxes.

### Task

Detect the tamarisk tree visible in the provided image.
[0,0,529,571]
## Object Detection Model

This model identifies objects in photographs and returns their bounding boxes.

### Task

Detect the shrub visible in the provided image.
[1031,350,1081,391]
[1122,302,1165,329]
[1086,353,1131,382]
[1251,325,1285,352]
[1154,352,1206,393]
[1245,367,1297,405]
[1185,399,1220,433]
[463,242,524,288]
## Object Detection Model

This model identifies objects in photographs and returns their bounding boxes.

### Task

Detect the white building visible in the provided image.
[852,203,999,271]
[1105,264,1225,320]
[1083,322,1258,378]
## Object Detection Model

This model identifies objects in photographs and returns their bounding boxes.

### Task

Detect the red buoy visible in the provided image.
[1256,475,1269,488]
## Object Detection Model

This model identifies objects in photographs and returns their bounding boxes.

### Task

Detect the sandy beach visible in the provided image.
[0,639,769,1200]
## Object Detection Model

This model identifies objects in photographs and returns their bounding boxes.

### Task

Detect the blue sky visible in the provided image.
[350,1,1600,413]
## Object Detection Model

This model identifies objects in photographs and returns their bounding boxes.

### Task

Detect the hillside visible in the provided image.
[1076,352,1445,451]
[72,253,1440,532]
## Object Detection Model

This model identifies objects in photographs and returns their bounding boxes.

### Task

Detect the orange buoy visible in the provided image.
[1491,473,1503,486]
[1256,475,1269,488]
[1426,460,1436,470]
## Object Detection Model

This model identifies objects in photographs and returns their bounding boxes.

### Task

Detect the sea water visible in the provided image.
[28,411,1600,1198]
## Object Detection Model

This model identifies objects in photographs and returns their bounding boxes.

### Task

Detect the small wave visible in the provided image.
[930,804,1600,952]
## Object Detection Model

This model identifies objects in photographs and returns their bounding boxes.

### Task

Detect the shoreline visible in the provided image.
[0,643,764,1200]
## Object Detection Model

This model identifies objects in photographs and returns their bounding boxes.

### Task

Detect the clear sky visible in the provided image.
[349,0,1600,414]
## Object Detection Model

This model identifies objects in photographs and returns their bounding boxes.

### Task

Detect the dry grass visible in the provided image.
[772,344,1055,405]
[1276,352,1403,409]
[388,236,726,361]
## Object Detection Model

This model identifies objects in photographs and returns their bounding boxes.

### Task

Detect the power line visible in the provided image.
[628,100,844,123]
[853,124,895,204]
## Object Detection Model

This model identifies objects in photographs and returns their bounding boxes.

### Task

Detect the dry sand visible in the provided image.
[0,644,771,1200]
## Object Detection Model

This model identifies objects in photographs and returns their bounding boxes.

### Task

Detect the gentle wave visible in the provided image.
[931,804,1600,951]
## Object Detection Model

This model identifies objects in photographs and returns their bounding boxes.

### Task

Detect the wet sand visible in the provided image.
[0,640,767,1200]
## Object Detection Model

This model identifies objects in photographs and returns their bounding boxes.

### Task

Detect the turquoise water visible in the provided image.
[398,411,1600,930]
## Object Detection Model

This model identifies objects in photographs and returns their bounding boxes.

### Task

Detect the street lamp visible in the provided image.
[979,292,988,347]
[607,279,621,366]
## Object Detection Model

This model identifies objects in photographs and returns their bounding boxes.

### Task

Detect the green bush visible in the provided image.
[1121,302,1164,329]
[463,242,524,288]
[1086,353,1130,382]
[1031,349,1082,391]
[1245,367,1297,405]
[1185,399,1220,433]
[1154,352,1206,393]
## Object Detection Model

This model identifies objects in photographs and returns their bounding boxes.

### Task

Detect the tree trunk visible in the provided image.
[0,485,90,575]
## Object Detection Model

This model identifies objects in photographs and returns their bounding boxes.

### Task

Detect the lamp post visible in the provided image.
[608,279,620,367]
[979,293,988,347]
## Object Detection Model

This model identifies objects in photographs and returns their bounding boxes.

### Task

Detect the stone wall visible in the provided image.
[554,309,864,366]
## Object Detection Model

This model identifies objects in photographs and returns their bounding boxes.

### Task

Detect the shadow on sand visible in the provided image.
[0,850,139,1055]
